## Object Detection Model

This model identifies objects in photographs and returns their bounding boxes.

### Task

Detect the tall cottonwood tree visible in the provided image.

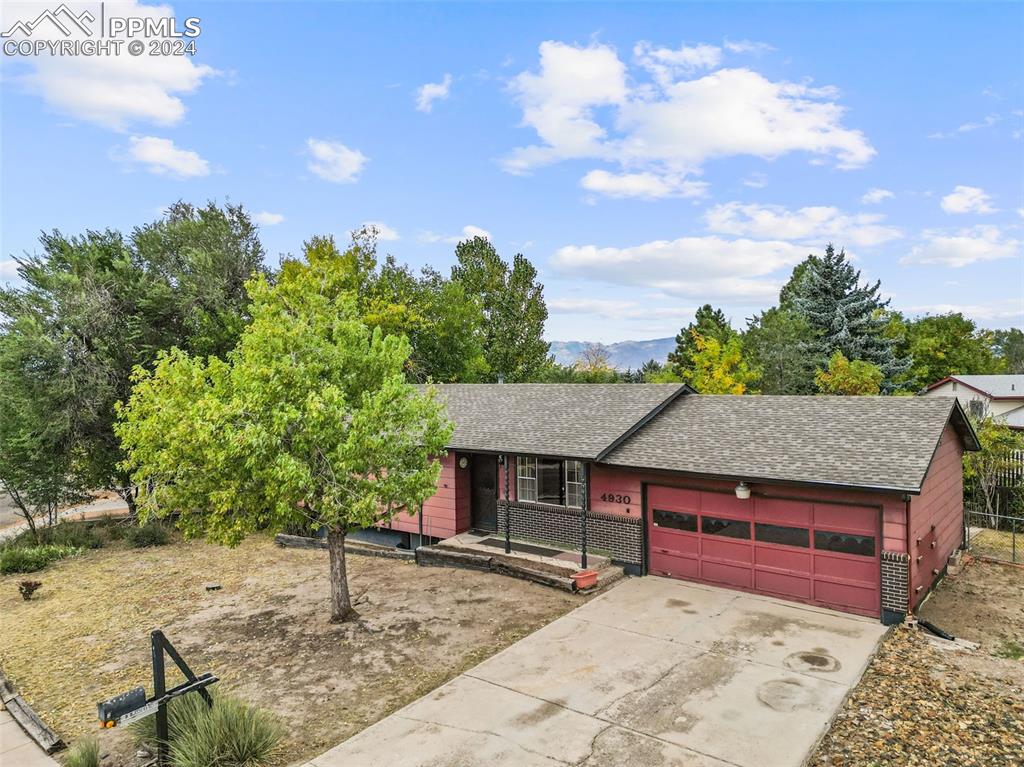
[451,237,549,382]
[117,246,453,621]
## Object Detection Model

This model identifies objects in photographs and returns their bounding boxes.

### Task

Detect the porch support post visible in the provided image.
[417,501,424,549]
[503,454,511,554]
[581,462,590,570]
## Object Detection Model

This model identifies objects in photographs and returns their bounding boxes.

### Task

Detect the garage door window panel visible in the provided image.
[755,523,810,548]
[701,516,751,539]
[814,530,875,557]
[653,509,698,532]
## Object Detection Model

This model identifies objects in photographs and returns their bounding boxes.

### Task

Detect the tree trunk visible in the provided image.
[327,528,355,622]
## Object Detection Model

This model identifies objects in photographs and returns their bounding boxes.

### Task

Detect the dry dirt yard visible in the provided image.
[811,557,1024,766]
[0,534,582,765]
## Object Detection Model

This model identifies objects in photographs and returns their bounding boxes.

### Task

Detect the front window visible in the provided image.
[516,457,585,508]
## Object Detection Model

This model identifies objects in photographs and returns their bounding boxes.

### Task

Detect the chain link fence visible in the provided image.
[965,483,1024,564]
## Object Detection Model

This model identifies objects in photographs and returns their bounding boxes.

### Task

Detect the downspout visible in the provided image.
[904,494,914,612]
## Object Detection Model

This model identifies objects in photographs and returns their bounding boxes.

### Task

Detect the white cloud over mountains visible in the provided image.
[504,40,874,199]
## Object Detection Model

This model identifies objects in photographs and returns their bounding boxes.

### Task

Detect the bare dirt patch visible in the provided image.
[0,534,582,765]
[811,558,1024,766]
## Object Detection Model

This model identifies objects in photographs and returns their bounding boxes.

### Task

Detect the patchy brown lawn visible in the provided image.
[811,558,1024,766]
[0,534,582,765]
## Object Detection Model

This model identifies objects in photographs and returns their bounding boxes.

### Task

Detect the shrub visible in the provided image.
[44,521,103,550]
[126,520,170,548]
[132,693,282,767]
[64,737,100,767]
[0,544,82,574]
[18,580,42,600]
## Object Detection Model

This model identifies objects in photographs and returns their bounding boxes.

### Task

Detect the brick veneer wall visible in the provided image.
[881,550,909,624]
[497,501,644,567]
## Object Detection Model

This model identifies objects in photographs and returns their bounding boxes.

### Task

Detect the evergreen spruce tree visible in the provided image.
[790,244,909,390]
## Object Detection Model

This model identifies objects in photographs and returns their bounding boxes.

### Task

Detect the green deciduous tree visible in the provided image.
[451,237,549,382]
[682,332,758,394]
[787,245,908,390]
[743,307,817,394]
[116,246,453,622]
[964,415,1024,522]
[886,312,1003,388]
[0,203,266,514]
[814,351,884,395]
[993,328,1024,374]
[668,304,735,379]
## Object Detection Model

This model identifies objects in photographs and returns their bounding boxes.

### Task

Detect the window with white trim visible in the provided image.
[516,457,585,509]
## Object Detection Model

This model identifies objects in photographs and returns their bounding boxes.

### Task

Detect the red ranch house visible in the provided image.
[384,384,978,624]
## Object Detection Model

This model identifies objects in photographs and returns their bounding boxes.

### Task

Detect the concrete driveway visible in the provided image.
[301,577,886,767]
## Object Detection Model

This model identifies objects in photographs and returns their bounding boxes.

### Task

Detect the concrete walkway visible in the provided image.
[0,706,59,767]
[0,496,129,541]
[301,577,886,767]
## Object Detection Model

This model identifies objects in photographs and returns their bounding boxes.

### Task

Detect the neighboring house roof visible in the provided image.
[602,395,979,494]
[1003,405,1024,430]
[925,374,1024,400]
[425,383,689,461]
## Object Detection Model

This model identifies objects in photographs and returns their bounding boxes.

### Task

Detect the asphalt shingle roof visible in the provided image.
[604,394,976,493]
[425,383,687,460]
[936,375,1024,399]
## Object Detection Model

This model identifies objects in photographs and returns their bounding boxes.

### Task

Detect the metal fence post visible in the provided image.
[151,631,169,767]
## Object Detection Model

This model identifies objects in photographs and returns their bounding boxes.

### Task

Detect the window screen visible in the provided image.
[516,457,537,502]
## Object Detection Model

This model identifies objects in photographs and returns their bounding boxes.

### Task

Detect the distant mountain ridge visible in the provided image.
[548,337,675,371]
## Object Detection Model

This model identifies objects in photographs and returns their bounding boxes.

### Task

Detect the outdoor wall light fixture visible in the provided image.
[735,482,751,500]
[458,456,469,469]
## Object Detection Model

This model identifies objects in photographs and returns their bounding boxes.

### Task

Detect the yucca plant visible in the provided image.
[131,692,283,767]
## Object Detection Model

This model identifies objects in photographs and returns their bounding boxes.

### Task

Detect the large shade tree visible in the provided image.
[743,307,817,394]
[885,311,1003,388]
[117,246,453,621]
[451,237,549,382]
[0,202,266,515]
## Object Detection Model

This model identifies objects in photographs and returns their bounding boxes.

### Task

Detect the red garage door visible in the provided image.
[647,485,880,617]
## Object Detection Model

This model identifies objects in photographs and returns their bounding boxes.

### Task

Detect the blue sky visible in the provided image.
[2,1,1022,343]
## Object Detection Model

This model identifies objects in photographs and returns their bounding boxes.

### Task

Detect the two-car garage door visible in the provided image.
[647,485,880,617]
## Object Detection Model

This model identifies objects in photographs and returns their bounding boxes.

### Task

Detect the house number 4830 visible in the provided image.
[600,493,631,505]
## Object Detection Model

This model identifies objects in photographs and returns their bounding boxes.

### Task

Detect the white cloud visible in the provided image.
[901,300,1023,324]
[902,226,1020,268]
[124,136,209,178]
[1,0,216,131]
[0,259,20,281]
[723,39,775,55]
[940,185,996,214]
[549,298,697,322]
[552,236,811,301]
[634,41,722,84]
[704,202,902,247]
[419,225,491,244]
[929,114,1000,139]
[415,73,453,113]
[580,170,707,199]
[742,172,768,189]
[252,211,284,226]
[306,138,367,183]
[503,40,874,199]
[861,187,894,204]
[358,221,400,241]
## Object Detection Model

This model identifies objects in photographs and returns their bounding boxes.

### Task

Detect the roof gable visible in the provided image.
[425,383,688,461]
[927,375,1024,400]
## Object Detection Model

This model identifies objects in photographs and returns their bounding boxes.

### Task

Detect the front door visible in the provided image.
[470,454,498,531]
